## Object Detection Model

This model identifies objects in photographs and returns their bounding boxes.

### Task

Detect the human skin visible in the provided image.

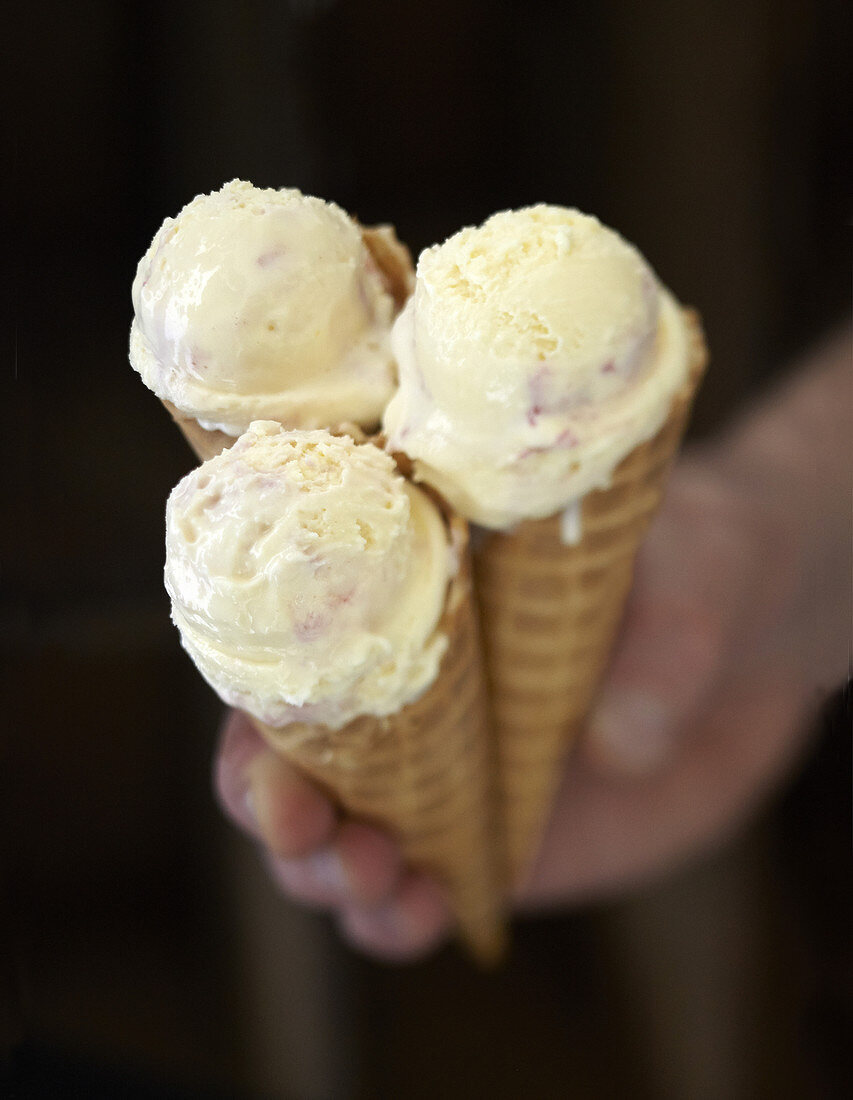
[214,329,851,961]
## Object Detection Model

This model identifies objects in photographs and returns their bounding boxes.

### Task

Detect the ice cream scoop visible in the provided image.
[165,422,453,730]
[131,180,403,436]
[383,205,692,528]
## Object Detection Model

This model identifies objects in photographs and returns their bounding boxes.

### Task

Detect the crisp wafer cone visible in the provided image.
[474,311,708,888]
[161,224,415,462]
[251,515,505,965]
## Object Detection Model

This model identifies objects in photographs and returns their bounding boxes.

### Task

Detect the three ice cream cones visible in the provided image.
[131,182,707,961]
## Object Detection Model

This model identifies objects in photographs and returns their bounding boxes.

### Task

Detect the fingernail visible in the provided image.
[385,878,449,941]
[304,848,348,895]
[244,786,258,828]
[368,882,449,949]
[588,690,675,774]
[358,902,410,945]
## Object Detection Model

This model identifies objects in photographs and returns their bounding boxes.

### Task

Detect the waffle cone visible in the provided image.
[251,516,505,965]
[474,311,708,887]
[161,224,415,463]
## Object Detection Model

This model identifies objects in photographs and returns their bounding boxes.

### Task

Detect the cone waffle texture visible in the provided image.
[161,224,415,463]
[251,518,505,966]
[474,311,708,888]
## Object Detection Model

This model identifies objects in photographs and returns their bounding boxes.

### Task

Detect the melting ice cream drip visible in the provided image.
[559,500,583,546]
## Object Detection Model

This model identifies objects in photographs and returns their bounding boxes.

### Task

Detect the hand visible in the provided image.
[214,332,850,958]
[522,454,821,907]
[215,711,452,960]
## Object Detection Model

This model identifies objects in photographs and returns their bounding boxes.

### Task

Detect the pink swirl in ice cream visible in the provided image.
[382,205,691,528]
[130,180,398,435]
[164,422,452,729]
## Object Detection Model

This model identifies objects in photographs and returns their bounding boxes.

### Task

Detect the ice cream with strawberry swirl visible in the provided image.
[382,205,691,531]
[164,423,452,730]
[131,180,403,437]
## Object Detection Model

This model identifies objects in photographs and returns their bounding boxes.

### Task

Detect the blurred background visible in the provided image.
[7,0,850,1096]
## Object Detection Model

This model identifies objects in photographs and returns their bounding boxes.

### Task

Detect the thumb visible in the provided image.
[582,459,793,776]
[584,583,723,775]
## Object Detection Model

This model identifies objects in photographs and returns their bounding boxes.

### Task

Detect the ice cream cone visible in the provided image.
[252,515,505,965]
[160,223,414,463]
[474,310,708,888]
[161,400,234,461]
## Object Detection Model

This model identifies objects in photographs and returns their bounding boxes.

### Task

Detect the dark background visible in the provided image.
[7,1,851,1096]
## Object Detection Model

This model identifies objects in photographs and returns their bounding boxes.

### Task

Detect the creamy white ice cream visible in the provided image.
[131,180,399,435]
[383,205,691,528]
[165,422,452,730]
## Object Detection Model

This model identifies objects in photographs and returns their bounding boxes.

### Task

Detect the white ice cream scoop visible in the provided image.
[165,422,453,730]
[131,180,402,436]
[383,205,692,528]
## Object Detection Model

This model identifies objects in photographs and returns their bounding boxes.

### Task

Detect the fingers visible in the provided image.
[268,851,451,961]
[335,821,405,905]
[214,710,268,836]
[245,751,337,858]
[339,875,452,962]
[214,710,450,960]
[266,836,450,961]
[215,710,336,855]
[266,822,403,908]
